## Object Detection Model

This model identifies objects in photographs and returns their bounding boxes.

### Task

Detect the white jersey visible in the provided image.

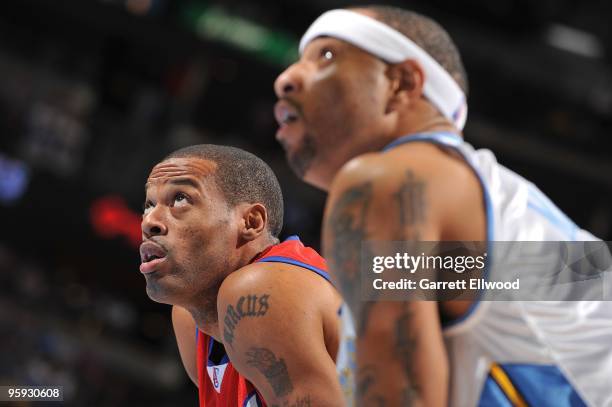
[336,132,612,407]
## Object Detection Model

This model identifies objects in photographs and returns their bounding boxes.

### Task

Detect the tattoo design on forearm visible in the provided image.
[396,304,421,405]
[223,294,270,347]
[246,347,293,397]
[357,364,388,407]
[326,182,372,313]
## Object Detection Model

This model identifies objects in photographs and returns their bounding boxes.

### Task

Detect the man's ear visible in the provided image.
[385,59,425,114]
[239,203,268,242]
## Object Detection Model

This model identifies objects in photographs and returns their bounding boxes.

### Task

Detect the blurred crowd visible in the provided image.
[0,243,197,406]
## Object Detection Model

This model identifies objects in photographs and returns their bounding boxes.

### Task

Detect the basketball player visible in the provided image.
[274,6,611,406]
[140,145,344,406]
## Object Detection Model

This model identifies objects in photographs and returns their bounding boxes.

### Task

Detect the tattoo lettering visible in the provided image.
[394,170,426,239]
[325,182,373,313]
[223,294,270,347]
[395,304,420,405]
[246,347,293,397]
[271,395,311,407]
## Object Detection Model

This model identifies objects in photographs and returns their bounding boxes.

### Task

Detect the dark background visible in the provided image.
[0,0,610,405]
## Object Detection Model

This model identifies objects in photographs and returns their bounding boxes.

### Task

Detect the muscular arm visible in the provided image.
[323,151,455,406]
[217,263,344,407]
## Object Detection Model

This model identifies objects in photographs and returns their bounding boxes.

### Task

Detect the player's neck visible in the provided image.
[391,102,461,142]
[182,236,278,342]
[187,303,222,341]
[240,234,279,266]
[395,117,459,140]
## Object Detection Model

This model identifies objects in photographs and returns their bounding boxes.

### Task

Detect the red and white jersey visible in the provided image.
[197,332,264,407]
[196,236,331,407]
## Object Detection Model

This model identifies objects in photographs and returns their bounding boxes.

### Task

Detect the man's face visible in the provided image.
[274,33,390,190]
[140,157,235,308]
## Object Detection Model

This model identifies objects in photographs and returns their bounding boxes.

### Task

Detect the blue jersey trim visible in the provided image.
[243,390,264,407]
[285,235,300,241]
[207,338,229,367]
[478,364,587,407]
[381,132,494,329]
[383,132,463,151]
[257,255,331,282]
[479,376,515,407]
[501,364,587,407]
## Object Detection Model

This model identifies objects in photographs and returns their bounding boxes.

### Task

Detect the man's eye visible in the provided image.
[173,193,189,206]
[320,48,334,61]
[143,201,154,214]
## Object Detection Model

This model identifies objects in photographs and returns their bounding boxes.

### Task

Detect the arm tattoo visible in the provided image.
[396,304,421,405]
[357,305,421,407]
[270,395,311,407]
[325,182,372,313]
[357,364,388,407]
[394,170,426,240]
[328,172,426,407]
[246,347,293,397]
[394,171,426,404]
[223,294,270,348]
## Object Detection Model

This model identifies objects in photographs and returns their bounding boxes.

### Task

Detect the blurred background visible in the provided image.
[0,0,610,405]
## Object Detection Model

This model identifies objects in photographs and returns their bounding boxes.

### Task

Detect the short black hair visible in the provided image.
[356,5,468,95]
[165,144,284,238]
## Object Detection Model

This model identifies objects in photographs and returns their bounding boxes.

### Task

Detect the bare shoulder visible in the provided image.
[333,142,477,191]
[219,260,339,307]
[217,260,341,345]
[328,142,485,240]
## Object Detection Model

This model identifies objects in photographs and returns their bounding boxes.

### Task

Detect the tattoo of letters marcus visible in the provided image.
[223,294,270,348]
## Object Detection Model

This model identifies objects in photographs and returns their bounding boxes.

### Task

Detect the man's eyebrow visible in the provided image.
[144,177,200,191]
[169,177,200,188]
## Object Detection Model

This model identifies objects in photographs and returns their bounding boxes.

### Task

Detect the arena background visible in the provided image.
[0,0,610,405]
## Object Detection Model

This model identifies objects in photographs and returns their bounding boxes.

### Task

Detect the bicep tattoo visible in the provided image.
[246,347,294,397]
[394,170,427,240]
[325,182,373,313]
[223,293,270,348]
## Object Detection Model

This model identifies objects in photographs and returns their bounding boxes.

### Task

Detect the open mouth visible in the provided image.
[139,241,168,274]
[274,100,300,126]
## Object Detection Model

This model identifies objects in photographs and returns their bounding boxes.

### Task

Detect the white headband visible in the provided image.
[299,9,467,130]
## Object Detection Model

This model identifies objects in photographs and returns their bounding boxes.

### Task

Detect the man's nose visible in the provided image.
[274,63,304,98]
[141,206,168,238]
